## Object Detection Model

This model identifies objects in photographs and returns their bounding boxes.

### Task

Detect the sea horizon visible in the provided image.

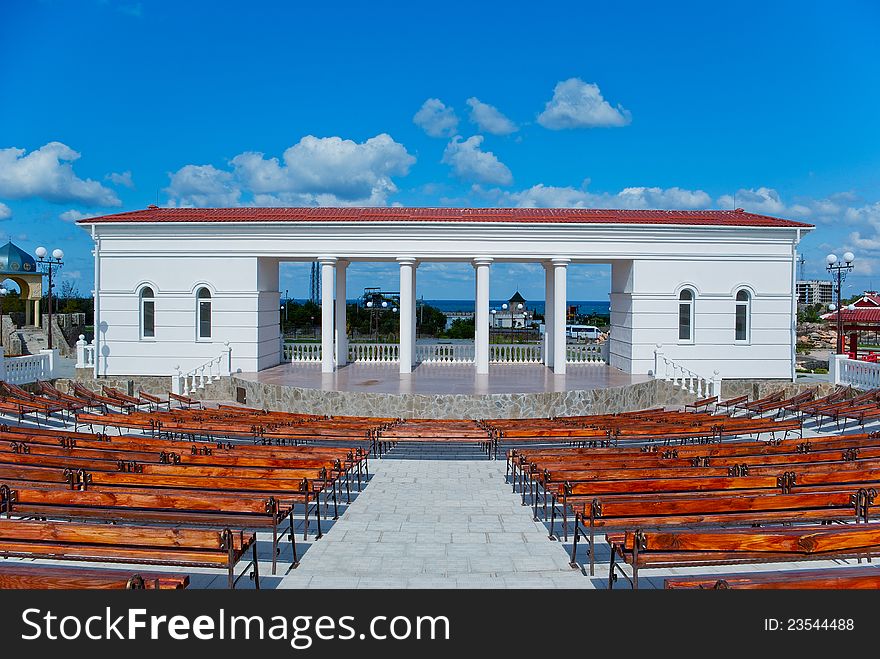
[285,298,610,315]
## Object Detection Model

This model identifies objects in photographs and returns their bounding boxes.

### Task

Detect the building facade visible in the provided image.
[78,206,811,381]
[797,279,834,306]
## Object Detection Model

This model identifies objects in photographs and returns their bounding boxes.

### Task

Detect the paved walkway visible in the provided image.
[278,458,592,589]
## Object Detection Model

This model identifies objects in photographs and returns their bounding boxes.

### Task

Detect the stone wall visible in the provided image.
[225,375,697,419]
[60,371,838,420]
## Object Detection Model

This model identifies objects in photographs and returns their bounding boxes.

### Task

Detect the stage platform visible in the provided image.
[236,362,650,396]
[230,362,683,419]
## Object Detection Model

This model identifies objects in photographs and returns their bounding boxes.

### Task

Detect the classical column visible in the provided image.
[543,262,555,368]
[473,257,493,375]
[411,262,418,367]
[552,259,570,375]
[33,299,41,328]
[398,258,417,374]
[318,257,337,374]
[335,260,348,367]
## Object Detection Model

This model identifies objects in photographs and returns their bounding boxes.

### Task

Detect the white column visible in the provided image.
[335,260,348,366]
[552,258,570,375]
[398,258,417,374]
[318,257,336,373]
[543,262,555,368]
[473,257,493,375]
[411,262,418,366]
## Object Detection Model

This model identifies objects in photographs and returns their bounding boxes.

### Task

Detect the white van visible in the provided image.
[566,324,601,340]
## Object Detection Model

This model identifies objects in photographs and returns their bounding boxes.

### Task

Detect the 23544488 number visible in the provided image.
[787,619,854,631]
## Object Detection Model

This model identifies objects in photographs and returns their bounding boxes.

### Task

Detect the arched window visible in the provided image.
[140,287,155,338]
[197,287,212,339]
[735,289,751,342]
[678,288,694,342]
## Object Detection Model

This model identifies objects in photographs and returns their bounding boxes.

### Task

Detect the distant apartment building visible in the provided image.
[797,280,834,306]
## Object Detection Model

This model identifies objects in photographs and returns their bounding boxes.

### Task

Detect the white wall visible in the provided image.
[96,254,281,376]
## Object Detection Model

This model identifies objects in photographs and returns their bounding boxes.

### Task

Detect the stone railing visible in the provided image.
[0,346,57,384]
[653,345,720,397]
[566,343,607,364]
[831,354,880,390]
[489,343,542,363]
[417,343,475,363]
[349,343,400,363]
[75,335,96,369]
[173,343,232,395]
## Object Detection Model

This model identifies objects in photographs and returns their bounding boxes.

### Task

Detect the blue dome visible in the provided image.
[0,241,38,275]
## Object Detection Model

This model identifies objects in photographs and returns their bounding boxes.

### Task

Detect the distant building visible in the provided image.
[490,291,534,329]
[797,280,834,306]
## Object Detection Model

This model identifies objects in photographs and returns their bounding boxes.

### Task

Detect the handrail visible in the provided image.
[173,342,232,395]
[653,345,720,398]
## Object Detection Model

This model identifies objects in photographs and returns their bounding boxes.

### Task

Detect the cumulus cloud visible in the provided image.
[105,170,134,188]
[166,134,415,207]
[413,98,459,138]
[441,135,513,186]
[59,209,102,223]
[502,183,711,209]
[537,78,631,130]
[717,187,786,215]
[0,202,11,221]
[165,164,241,207]
[466,97,517,135]
[0,142,121,207]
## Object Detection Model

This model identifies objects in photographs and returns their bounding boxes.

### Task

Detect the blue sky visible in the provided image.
[2,0,879,301]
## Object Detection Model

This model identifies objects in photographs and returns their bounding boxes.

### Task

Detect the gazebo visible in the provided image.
[0,241,44,328]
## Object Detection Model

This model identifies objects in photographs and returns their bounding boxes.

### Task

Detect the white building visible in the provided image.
[797,279,834,306]
[78,206,811,381]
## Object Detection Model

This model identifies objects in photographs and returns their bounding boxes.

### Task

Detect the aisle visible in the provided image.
[278,458,593,589]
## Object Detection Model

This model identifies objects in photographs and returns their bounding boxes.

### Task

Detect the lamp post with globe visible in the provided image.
[0,284,8,349]
[35,246,64,350]
[826,251,855,354]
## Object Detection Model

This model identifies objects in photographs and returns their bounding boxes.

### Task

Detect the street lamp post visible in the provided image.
[0,284,7,349]
[35,246,64,350]
[826,251,855,354]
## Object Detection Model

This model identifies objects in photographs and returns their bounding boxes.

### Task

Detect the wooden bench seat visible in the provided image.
[0,563,189,589]
[0,519,258,588]
[606,524,880,589]
[664,566,880,589]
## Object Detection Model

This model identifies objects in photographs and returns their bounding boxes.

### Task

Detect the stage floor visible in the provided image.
[236,362,649,395]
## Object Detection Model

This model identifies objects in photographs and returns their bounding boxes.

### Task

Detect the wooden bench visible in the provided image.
[0,485,299,575]
[684,396,718,412]
[606,524,880,589]
[0,519,259,589]
[169,392,203,409]
[0,564,189,589]
[664,566,880,589]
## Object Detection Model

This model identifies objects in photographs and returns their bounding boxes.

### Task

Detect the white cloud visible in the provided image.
[0,142,121,206]
[0,202,11,221]
[59,209,102,223]
[441,135,513,186]
[502,183,711,209]
[466,97,517,135]
[105,170,134,188]
[166,134,415,207]
[413,98,459,138]
[717,187,786,215]
[166,164,241,207]
[537,78,631,129]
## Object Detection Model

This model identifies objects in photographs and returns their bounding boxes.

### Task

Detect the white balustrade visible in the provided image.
[417,343,475,363]
[75,335,96,369]
[653,345,721,398]
[836,357,880,390]
[0,346,57,385]
[348,343,400,363]
[172,343,232,395]
[288,343,322,362]
[565,343,606,364]
[489,343,543,363]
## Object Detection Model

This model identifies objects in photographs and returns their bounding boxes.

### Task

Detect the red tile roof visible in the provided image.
[76,206,813,228]
[821,308,880,323]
